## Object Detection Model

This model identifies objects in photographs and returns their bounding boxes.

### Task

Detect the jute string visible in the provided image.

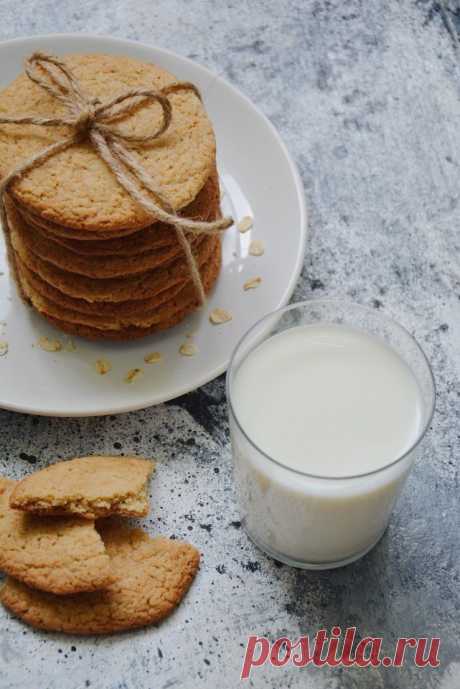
[0,52,233,303]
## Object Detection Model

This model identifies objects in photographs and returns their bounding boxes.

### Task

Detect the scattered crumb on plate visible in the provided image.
[209,308,232,325]
[144,351,162,364]
[96,359,112,375]
[237,216,253,233]
[124,368,144,383]
[249,240,265,256]
[38,336,62,352]
[243,276,262,290]
[179,342,198,357]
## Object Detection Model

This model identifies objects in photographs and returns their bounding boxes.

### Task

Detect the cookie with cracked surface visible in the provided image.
[10,220,219,303]
[12,216,207,279]
[7,170,221,278]
[0,522,200,635]
[10,456,155,519]
[14,254,189,318]
[16,240,220,331]
[15,165,221,246]
[0,53,216,232]
[0,478,112,595]
[29,240,221,340]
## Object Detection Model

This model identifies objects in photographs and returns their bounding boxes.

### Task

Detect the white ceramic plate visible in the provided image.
[0,34,307,416]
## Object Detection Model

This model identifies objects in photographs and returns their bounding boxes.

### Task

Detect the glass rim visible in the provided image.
[226,298,436,481]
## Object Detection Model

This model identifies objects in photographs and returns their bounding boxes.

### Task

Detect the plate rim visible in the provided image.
[0,32,308,417]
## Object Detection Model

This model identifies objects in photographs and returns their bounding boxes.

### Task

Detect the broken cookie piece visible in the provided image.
[10,455,155,519]
[0,477,112,595]
[0,522,200,634]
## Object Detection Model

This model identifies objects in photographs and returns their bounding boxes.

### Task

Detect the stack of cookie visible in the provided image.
[0,54,224,340]
[0,456,200,634]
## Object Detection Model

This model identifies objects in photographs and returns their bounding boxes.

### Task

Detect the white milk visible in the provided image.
[230,324,425,567]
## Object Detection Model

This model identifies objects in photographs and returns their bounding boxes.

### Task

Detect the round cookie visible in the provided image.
[13,215,208,278]
[10,456,155,520]
[0,478,113,595]
[17,242,220,330]
[40,306,198,340]
[15,166,220,247]
[0,523,200,635]
[0,53,216,231]
[20,241,221,339]
[10,225,220,303]
[38,243,221,340]
[15,255,190,317]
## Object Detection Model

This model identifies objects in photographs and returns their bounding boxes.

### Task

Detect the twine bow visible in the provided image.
[0,52,233,303]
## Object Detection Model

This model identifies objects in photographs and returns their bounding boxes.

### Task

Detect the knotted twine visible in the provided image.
[0,52,233,303]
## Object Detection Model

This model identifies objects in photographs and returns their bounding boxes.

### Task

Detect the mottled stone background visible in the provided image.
[0,1,459,688]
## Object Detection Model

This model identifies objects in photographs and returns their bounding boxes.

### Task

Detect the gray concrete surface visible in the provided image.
[0,1,459,687]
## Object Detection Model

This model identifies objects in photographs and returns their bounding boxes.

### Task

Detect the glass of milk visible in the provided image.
[227,299,435,569]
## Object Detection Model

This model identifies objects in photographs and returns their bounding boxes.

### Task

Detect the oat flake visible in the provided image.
[244,276,262,290]
[249,240,265,256]
[237,216,253,233]
[179,342,198,357]
[144,351,162,364]
[96,359,112,375]
[38,336,62,352]
[209,308,232,325]
[125,368,144,383]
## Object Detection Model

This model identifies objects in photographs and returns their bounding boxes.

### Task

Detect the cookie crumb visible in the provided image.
[243,276,262,290]
[124,368,143,383]
[249,240,265,256]
[144,351,162,364]
[38,336,62,352]
[179,342,198,357]
[237,216,253,233]
[96,359,112,375]
[209,308,232,325]
[0,341,8,357]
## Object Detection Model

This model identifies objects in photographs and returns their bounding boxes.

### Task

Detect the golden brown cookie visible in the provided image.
[9,166,220,273]
[16,166,220,247]
[12,216,208,278]
[0,478,112,595]
[17,240,220,330]
[0,54,216,232]
[0,522,200,634]
[15,255,190,318]
[10,456,155,519]
[29,241,221,340]
[10,221,219,303]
